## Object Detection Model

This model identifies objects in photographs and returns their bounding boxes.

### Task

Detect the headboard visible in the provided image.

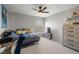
[16,28,32,34]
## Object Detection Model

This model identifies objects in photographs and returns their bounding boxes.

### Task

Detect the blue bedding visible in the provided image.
[11,32,40,44]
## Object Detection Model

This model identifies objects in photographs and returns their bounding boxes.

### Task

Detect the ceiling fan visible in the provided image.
[33,5,49,13]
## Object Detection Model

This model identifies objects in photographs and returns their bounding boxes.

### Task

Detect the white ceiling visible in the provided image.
[4,4,79,17]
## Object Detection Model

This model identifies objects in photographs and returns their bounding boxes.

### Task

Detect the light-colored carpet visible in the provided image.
[21,37,79,54]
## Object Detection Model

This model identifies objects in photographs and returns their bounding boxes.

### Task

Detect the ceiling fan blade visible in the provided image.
[33,8,38,11]
[42,7,47,11]
[42,11,49,13]
[39,6,42,9]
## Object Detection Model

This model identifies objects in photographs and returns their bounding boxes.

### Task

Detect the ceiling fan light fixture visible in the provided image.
[38,12,44,16]
[33,5,49,16]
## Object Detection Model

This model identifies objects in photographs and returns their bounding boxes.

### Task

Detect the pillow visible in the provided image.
[25,28,32,33]
[25,29,28,33]
[22,31,26,34]
[28,28,32,33]
[16,31,22,35]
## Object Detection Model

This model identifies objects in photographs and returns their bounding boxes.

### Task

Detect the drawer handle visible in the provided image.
[68,31,74,32]
[68,39,74,42]
[68,35,74,37]
[68,27,73,28]
[67,43,74,46]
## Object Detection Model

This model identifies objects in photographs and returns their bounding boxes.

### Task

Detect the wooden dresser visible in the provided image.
[63,24,79,51]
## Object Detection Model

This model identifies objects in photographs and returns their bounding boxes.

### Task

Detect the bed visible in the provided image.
[12,32,40,45]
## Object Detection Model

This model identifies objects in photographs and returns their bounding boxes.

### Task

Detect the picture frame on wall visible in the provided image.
[2,5,7,28]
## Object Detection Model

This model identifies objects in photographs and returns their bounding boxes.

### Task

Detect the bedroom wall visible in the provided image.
[45,6,79,43]
[8,12,45,33]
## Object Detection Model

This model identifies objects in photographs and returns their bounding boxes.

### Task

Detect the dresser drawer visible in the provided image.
[64,37,75,44]
[74,44,79,50]
[64,42,75,48]
[73,25,79,30]
[66,34,74,37]
[64,33,79,39]
[73,30,79,34]
[64,29,79,34]
[74,39,79,44]
[64,32,79,37]
[64,26,74,30]
[72,34,79,39]
[64,35,79,44]
[64,35,74,39]
[64,30,74,35]
[64,25,79,30]
[64,42,79,51]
